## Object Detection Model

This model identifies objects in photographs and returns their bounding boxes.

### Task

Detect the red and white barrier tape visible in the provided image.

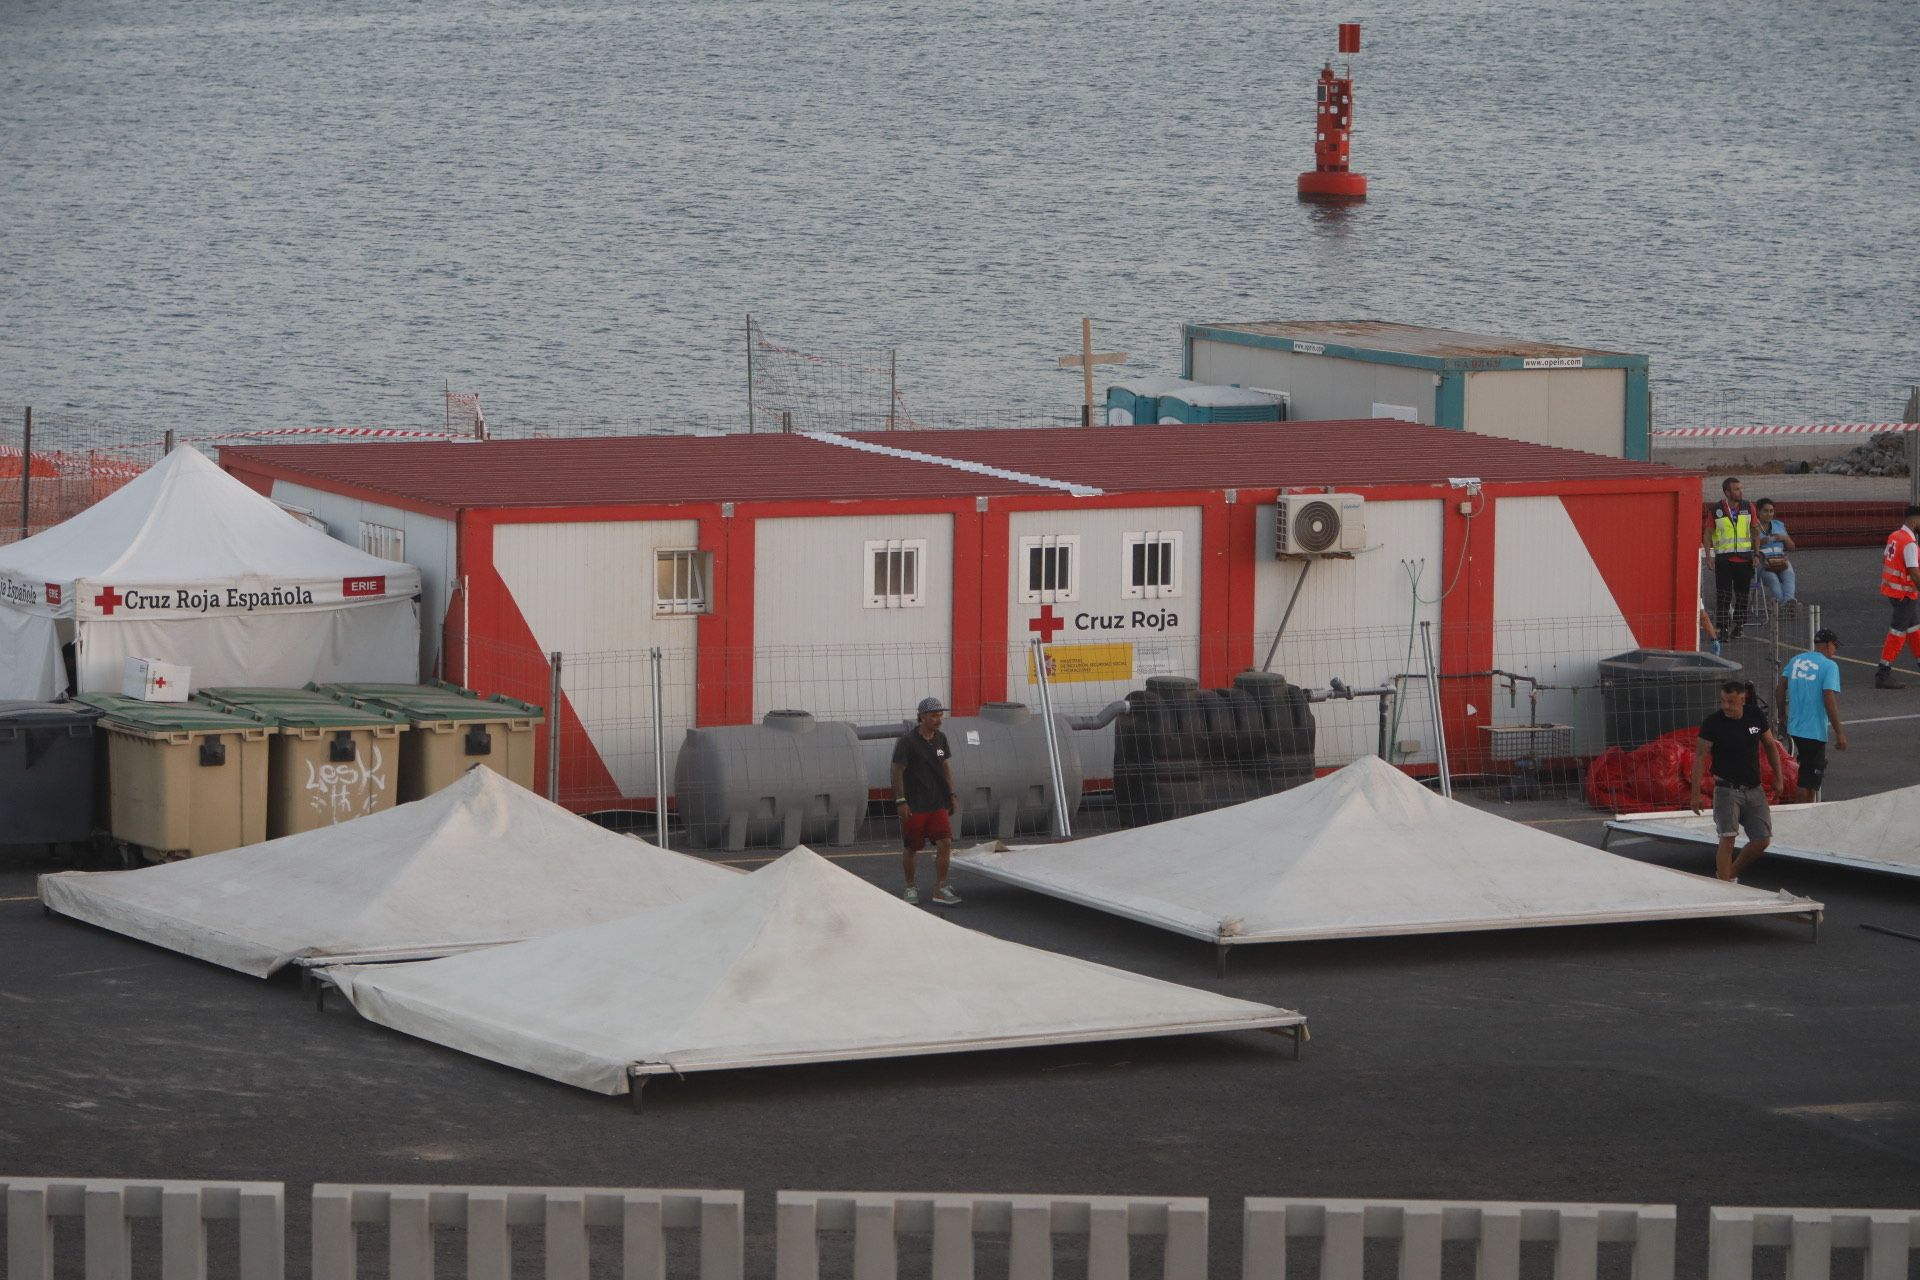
[1655,422,1918,439]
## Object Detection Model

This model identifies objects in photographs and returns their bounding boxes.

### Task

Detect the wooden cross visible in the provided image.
[1056,316,1127,426]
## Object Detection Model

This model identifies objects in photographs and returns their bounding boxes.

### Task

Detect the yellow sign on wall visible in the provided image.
[1027,642,1135,684]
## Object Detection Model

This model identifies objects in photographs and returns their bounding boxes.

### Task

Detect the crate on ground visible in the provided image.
[78,693,274,860]
[195,688,408,835]
[309,680,543,800]
[1481,723,1576,765]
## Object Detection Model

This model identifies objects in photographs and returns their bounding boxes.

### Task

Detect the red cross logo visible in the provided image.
[1028,604,1066,642]
[152,675,168,689]
[93,586,124,616]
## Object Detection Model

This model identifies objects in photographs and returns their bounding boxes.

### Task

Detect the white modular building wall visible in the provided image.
[755,514,955,725]
[268,480,454,678]
[1253,499,1446,766]
[1464,368,1628,455]
[1491,496,1639,756]
[1188,342,1440,425]
[1003,505,1204,781]
[493,519,703,800]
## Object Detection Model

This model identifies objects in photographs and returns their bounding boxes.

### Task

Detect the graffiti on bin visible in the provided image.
[303,745,391,822]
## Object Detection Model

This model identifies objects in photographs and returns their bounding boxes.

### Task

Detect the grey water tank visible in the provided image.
[944,702,1082,839]
[673,710,866,852]
[1599,649,1743,750]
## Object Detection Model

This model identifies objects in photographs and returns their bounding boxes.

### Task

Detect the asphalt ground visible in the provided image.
[2,548,1915,1276]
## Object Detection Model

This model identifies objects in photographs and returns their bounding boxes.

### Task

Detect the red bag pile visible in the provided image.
[1585,727,1798,813]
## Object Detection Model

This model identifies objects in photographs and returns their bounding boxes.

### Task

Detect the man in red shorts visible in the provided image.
[892,696,961,906]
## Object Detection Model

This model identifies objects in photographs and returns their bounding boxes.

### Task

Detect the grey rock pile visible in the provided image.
[1815,431,1912,477]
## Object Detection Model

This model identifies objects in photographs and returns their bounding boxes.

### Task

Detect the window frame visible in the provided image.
[1016,533,1081,604]
[653,548,714,617]
[358,520,406,563]
[864,538,928,609]
[1121,530,1182,600]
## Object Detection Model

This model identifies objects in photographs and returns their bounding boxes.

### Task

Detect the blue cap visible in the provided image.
[917,696,948,715]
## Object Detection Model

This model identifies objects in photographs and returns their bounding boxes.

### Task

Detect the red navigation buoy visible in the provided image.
[1297,22,1368,202]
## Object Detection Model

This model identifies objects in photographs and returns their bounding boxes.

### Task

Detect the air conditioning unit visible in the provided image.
[1275,493,1367,556]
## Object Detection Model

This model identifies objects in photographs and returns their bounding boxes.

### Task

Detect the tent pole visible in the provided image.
[1215,943,1229,978]
[651,646,668,850]
[629,1075,649,1115]
[1031,638,1072,838]
[1419,622,1452,798]
[18,405,30,541]
[546,651,563,803]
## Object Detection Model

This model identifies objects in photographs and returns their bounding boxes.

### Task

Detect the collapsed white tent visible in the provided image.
[320,847,1304,1094]
[39,767,737,976]
[1605,784,1920,880]
[0,445,421,699]
[955,755,1821,946]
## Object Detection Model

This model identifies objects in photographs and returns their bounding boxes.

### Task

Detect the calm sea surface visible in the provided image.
[3,0,1917,435]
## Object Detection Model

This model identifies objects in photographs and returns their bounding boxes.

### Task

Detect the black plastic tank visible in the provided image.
[1598,649,1744,750]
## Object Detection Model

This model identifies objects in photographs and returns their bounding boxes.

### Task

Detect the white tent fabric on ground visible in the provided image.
[954,755,1820,945]
[1605,785,1920,880]
[0,445,421,699]
[39,768,737,976]
[320,847,1304,1094]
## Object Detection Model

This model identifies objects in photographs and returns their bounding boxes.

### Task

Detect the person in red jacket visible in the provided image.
[1873,506,1920,690]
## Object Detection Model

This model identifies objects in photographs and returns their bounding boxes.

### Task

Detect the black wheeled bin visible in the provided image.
[1598,649,1743,751]
[0,700,103,847]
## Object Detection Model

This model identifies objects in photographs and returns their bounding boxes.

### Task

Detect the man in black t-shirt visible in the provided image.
[1689,681,1784,882]
[891,696,960,906]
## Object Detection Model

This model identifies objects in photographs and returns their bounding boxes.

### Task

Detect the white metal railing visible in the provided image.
[1708,1206,1920,1280]
[2,1177,285,1280]
[1240,1198,1677,1280]
[775,1191,1208,1280]
[309,1184,743,1280]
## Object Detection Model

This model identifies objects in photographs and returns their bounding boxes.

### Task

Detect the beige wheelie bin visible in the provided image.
[79,693,274,861]
[196,688,408,837]
[311,681,543,801]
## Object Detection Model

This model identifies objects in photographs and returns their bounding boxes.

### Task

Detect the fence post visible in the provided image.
[651,646,669,849]
[1030,637,1073,838]
[1903,384,1918,506]
[547,650,563,803]
[163,428,176,454]
[18,405,31,542]
[1808,603,1820,654]
[1419,621,1452,798]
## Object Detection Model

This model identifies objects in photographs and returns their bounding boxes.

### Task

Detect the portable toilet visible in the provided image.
[1182,320,1651,459]
[1156,384,1289,424]
[1104,376,1192,425]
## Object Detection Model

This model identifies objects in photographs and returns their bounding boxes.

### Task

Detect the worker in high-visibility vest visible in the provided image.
[1702,477,1758,641]
[1873,504,1920,689]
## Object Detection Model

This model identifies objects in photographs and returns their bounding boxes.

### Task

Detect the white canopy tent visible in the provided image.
[321,847,1304,1095]
[39,767,738,976]
[955,755,1821,948]
[0,445,421,699]
[1605,785,1920,880]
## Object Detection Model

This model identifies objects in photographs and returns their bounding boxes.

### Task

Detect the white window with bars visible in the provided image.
[654,549,713,616]
[358,521,406,562]
[1122,530,1181,599]
[865,539,926,609]
[1017,534,1080,603]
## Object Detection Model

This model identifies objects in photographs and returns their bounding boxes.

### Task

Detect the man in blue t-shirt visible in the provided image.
[1773,628,1848,803]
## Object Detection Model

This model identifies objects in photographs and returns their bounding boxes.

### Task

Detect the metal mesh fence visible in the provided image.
[448,598,1836,858]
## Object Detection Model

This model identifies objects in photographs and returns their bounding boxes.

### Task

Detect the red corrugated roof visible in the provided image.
[220,434,1048,509]
[848,421,1683,491]
[222,421,1684,511]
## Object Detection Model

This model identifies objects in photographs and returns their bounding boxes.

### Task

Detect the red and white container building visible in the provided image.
[221,421,1702,813]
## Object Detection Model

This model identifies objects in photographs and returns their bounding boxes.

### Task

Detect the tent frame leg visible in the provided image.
[1806,909,1823,943]
[1264,1024,1308,1060]
[629,1075,650,1115]
[313,977,327,1013]
[1215,943,1230,978]
[1599,827,1615,850]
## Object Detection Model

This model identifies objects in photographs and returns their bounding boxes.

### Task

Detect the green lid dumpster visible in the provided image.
[310,680,544,801]
[0,700,104,849]
[78,694,274,861]
[195,688,408,837]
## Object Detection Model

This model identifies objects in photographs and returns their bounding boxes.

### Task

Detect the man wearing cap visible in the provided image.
[891,696,961,906]
[1775,629,1848,803]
